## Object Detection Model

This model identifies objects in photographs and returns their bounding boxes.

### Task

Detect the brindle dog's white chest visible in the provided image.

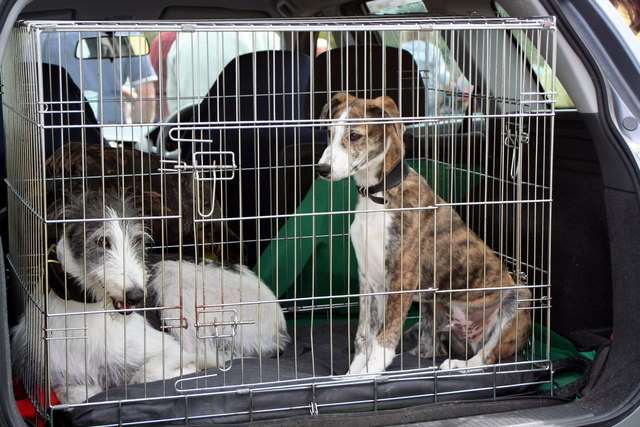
[350,196,392,288]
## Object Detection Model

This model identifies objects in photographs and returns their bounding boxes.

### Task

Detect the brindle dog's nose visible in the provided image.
[316,164,331,178]
[124,288,144,306]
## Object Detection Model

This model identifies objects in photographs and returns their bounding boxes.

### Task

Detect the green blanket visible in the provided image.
[254,159,481,305]
[534,324,596,391]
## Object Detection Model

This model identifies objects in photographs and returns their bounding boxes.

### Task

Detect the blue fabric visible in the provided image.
[40,32,156,124]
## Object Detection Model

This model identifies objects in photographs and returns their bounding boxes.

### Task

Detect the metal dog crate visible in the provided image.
[2,16,556,425]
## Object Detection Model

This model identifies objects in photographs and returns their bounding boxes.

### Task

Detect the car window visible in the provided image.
[398,34,473,116]
[366,0,427,15]
[316,31,336,57]
[494,2,574,109]
[366,0,473,116]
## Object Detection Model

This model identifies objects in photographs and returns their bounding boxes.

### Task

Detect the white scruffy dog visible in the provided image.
[11,192,200,404]
[148,258,290,367]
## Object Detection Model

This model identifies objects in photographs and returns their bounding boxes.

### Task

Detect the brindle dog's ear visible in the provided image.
[371,96,405,137]
[320,92,349,120]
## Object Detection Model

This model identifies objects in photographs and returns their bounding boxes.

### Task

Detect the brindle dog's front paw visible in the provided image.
[347,352,368,375]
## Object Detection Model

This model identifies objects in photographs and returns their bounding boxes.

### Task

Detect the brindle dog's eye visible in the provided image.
[349,129,360,140]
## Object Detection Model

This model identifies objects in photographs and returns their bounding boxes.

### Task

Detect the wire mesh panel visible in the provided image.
[2,16,555,425]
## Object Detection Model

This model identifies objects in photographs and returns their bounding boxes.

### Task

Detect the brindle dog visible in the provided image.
[316,93,531,374]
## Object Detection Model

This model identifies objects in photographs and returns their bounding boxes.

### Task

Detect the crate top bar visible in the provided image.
[18,16,556,33]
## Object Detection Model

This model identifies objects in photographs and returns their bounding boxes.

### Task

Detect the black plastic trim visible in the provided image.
[0,0,25,424]
[0,237,25,427]
[543,0,640,193]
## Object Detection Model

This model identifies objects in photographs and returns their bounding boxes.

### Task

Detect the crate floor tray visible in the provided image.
[66,323,537,426]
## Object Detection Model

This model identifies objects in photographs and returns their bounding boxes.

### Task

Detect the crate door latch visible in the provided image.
[196,308,255,372]
[503,122,529,181]
[160,151,237,218]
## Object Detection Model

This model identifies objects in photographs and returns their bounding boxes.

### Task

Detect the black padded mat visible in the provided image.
[67,323,536,425]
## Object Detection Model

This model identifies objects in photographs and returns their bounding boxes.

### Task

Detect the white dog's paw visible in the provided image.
[178,361,198,376]
[57,384,104,404]
[130,368,150,384]
[131,358,180,384]
[439,356,484,373]
[131,361,197,384]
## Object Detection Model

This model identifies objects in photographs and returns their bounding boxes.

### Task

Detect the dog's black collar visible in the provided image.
[356,159,410,205]
[48,248,99,304]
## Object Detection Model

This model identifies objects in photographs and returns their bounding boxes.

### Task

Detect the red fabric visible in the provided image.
[150,32,176,75]
[13,378,60,427]
[150,32,177,119]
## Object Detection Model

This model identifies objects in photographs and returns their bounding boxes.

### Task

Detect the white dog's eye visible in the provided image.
[132,235,145,247]
[97,235,112,250]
